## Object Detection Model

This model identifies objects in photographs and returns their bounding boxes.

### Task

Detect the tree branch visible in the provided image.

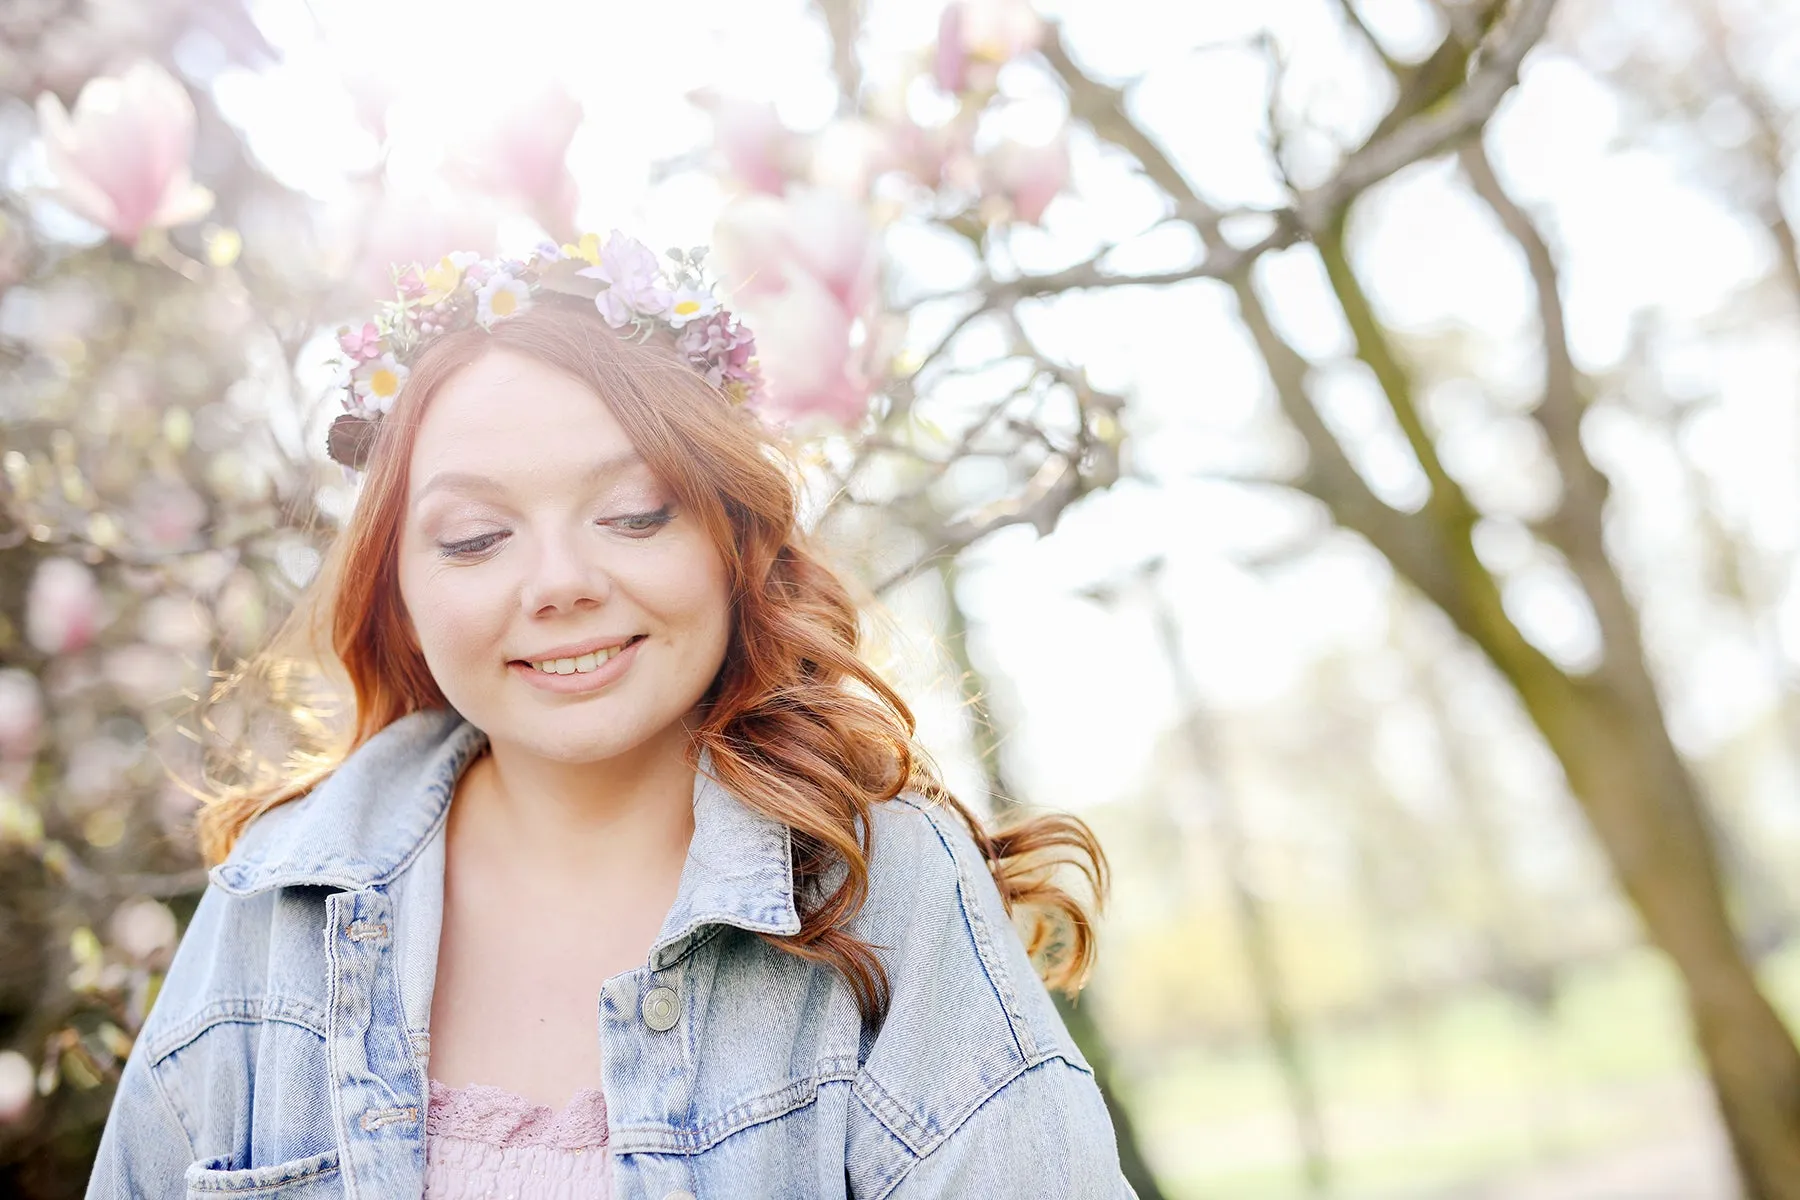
[1293,0,1558,232]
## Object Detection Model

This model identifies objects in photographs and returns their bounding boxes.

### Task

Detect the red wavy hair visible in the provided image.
[195,300,1106,1024]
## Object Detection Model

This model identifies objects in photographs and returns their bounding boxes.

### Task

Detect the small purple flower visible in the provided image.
[579,230,672,327]
[678,310,760,391]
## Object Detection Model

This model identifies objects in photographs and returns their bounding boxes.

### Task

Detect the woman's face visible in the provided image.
[396,347,732,765]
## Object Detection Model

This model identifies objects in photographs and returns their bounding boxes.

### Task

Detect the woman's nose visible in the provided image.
[519,530,614,615]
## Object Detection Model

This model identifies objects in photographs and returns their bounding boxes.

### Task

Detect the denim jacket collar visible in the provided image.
[208,706,803,957]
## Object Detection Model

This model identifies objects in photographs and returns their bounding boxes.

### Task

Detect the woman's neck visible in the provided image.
[449,729,698,895]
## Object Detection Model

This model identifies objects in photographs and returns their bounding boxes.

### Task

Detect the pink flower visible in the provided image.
[26,557,104,656]
[932,0,1044,95]
[714,189,878,314]
[935,4,970,93]
[447,85,583,234]
[127,480,208,553]
[579,232,672,327]
[351,195,497,302]
[677,311,760,391]
[0,670,44,762]
[338,322,382,361]
[35,61,214,246]
[689,90,803,195]
[110,898,178,965]
[810,118,898,200]
[984,132,1070,225]
[0,1053,31,1125]
[711,189,881,425]
[747,271,870,426]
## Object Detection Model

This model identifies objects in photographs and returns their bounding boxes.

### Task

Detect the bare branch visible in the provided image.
[1689,0,1800,312]
[1332,0,1404,74]
[1293,0,1558,232]
[809,0,865,114]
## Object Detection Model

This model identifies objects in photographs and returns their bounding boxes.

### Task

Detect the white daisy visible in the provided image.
[665,284,720,329]
[352,353,408,414]
[476,273,532,330]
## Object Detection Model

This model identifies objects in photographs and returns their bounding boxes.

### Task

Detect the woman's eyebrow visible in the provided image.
[412,451,648,510]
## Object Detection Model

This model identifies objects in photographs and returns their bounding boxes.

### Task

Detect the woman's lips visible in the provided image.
[510,636,644,693]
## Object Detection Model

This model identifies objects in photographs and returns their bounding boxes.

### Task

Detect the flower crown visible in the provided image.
[326,230,763,470]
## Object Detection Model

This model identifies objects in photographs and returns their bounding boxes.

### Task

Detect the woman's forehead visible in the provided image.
[411,450,652,510]
[410,351,642,473]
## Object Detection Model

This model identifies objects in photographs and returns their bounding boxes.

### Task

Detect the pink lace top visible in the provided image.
[423,1078,613,1199]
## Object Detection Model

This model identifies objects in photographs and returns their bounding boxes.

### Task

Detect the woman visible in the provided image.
[86,233,1132,1198]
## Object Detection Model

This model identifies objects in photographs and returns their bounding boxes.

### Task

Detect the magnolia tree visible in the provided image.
[0,2,613,1191]
[685,0,1800,1195]
[3,0,1798,1195]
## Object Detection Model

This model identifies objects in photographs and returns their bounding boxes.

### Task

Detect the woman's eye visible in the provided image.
[437,507,671,559]
[438,532,506,559]
[612,505,676,536]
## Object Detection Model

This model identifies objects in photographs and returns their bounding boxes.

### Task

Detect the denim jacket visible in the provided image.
[86,707,1134,1198]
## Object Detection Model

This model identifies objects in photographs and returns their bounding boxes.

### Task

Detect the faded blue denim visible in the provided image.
[86,707,1135,1198]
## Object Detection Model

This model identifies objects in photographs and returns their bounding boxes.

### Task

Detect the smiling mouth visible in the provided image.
[515,635,646,675]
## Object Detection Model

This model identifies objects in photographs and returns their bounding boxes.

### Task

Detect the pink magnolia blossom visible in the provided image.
[26,557,104,656]
[0,670,44,762]
[743,270,869,426]
[933,0,1044,95]
[351,196,497,302]
[110,898,178,965]
[810,118,897,200]
[0,1053,31,1125]
[127,480,208,553]
[35,61,214,246]
[935,4,969,92]
[689,91,804,195]
[447,85,583,235]
[984,132,1070,225]
[713,189,878,315]
[712,190,880,426]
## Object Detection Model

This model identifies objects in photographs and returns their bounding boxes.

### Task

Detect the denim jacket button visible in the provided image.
[661,1192,696,1200]
[641,986,680,1032]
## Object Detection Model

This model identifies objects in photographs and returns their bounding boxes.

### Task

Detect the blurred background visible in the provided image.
[1,0,1797,1196]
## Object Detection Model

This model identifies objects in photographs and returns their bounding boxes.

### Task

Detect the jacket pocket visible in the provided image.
[184,1150,340,1196]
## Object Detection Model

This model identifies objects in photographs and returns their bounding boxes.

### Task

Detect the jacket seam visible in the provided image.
[322,893,361,1199]
[870,1054,1089,1199]
[608,1056,860,1154]
[649,921,727,971]
[851,1042,1076,1159]
[146,998,329,1065]
[147,1056,199,1164]
[215,713,481,895]
[890,793,1033,1062]
[365,776,458,890]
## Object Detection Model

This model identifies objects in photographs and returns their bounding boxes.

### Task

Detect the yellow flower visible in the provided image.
[420,256,463,305]
[562,232,602,267]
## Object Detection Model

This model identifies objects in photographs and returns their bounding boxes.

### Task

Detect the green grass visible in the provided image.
[1120,941,1800,1198]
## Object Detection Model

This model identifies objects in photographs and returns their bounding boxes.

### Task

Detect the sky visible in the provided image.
[204,0,1797,822]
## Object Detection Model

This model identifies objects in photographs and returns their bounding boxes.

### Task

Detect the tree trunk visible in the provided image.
[934,558,1172,1200]
[1520,668,1800,1199]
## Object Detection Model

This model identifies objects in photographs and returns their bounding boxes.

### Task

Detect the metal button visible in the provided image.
[662,1192,696,1200]
[641,986,680,1032]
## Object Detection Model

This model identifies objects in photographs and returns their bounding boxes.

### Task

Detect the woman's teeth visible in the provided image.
[529,641,633,674]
